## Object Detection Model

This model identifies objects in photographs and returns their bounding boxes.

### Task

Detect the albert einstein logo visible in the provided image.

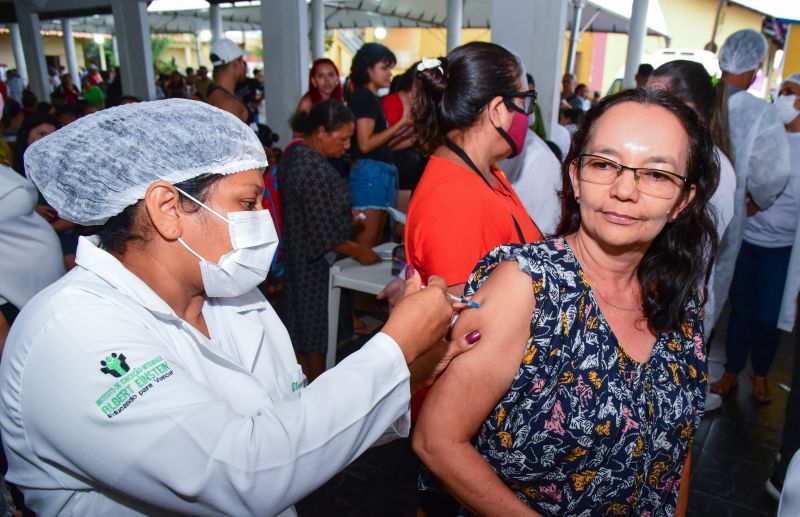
[100,353,130,378]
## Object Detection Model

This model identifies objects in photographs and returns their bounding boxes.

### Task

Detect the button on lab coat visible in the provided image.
[0,237,410,516]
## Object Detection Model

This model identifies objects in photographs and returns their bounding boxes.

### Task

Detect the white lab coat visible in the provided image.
[0,164,64,307]
[499,129,563,236]
[550,123,571,160]
[0,237,411,516]
[703,148,737,332]
[777,131,800,331]
[780,450,800,517]
[706,90,790,333]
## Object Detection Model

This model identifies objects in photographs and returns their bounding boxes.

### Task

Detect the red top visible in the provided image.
[405,155,542,286]
[381,92,404,126]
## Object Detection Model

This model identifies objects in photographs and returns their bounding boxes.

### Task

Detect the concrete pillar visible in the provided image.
[112,0,155,100]
[446,0,463,53]
[61,19,80,87]
[492,0,568,136]
[194,32,203,68]
[311,0,325,59]
[261,0,309,144]
[566,0,586,74]
[210,3,223,43]
[96,35,107,71]
[13,2,49,101]
[9,23,27,84]
[112,35,120,68]
[622,0,649,89]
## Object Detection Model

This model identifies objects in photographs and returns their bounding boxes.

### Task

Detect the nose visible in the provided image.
[609,168,639,201]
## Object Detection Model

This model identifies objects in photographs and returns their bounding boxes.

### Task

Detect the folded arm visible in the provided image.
[413,261,539,516]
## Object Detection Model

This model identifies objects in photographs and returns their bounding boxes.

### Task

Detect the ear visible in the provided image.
[486,95,510,128]
[669,185,696,221]
[143,181,186,241]
[568,159,581,201]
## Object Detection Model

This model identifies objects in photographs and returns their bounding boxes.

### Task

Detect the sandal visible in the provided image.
[710,372,739,397]
[750,373,772,404]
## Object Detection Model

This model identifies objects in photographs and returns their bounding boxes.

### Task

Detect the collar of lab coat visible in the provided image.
[74,236,268,372]
[74,236,266,318]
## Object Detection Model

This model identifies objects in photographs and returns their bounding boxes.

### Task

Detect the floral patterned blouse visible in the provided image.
[465,238,707,516]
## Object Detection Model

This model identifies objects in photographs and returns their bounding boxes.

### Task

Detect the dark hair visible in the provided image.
[292,99,355,136]
[525,73,534,87]
[560,107,584,125]
[413,41,521,154]
[637,63,654,76]
[390,63,418,93]
[650,60,733,163]
[97,174,224,254]
[22,89,38,109]
[556,88,719,333]
[349,43,396,87]
[15,114,59,174]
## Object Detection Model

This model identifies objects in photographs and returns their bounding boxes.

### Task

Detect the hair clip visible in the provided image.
[417,57,443,75]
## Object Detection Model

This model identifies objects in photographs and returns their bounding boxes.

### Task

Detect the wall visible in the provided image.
[0,31,87,72]
[659,0,764,50]
[784,24,800,78]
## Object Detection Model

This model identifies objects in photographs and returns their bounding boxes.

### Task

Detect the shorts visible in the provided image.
[348,158,398,210]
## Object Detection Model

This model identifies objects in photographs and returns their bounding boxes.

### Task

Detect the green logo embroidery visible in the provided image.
[100,353,130,377]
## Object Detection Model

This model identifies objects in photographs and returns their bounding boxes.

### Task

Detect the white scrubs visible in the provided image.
[0,164,64,308]
[0,237,411,516]
[707,90,790,333]
[499,129,563,236]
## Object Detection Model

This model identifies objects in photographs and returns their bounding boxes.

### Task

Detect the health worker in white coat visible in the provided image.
[707,29,790,345]
[0,99,477,516]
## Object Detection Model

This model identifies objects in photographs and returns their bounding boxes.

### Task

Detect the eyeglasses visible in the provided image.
[577,154,688,199]
[502,89,537,115]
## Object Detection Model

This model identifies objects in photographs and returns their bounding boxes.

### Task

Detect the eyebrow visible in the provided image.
[588,146,679,169]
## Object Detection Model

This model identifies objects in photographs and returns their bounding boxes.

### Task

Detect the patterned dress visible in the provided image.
[280,143,352,354]
[465,238,707,516]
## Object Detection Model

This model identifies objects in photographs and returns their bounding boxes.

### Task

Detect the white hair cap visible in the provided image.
[718,29,768,74]
[25,99,267,226]
[783,73,800,87]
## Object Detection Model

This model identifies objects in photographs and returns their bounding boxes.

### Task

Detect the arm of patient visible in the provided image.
[412,261,540,517]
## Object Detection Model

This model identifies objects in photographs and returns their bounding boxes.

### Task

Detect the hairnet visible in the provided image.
[25,99,267,226]
[783,73,800,87]
[718,29,767,74]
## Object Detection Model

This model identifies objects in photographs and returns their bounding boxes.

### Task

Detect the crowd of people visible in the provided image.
[0,26,798,517]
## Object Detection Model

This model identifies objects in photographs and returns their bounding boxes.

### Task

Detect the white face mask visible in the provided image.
[776,94,800,125]
[174,185,278,298]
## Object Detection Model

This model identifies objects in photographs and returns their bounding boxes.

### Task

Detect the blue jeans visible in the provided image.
[724,241,792,376]
[348,158,398,210]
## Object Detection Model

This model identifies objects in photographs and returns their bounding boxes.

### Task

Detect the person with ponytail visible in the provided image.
[403,42,542,426]
[413,88,719,516]
[405,42,541,294]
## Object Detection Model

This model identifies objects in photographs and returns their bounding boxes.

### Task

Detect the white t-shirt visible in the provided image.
[0,165,64,307]
[744,131,800,247]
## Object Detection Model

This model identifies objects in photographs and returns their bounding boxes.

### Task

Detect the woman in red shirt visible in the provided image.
[406,42,542,295]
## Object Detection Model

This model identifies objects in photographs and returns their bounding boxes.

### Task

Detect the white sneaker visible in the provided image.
[705,388,722,412]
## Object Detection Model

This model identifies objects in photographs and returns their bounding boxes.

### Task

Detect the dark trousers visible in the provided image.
[724,241,792,376]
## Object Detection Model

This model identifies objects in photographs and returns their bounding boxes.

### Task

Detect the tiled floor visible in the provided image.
[297,307,795,516]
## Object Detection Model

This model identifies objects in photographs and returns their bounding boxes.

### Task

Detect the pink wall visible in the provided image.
[589,32,607,95]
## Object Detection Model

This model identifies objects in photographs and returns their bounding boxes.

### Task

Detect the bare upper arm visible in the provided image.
[355,117,377,153]
[295,95,312,115]
[416,260,536,444]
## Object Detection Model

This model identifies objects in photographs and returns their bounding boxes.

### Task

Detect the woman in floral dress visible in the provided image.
[413,88,719,516]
